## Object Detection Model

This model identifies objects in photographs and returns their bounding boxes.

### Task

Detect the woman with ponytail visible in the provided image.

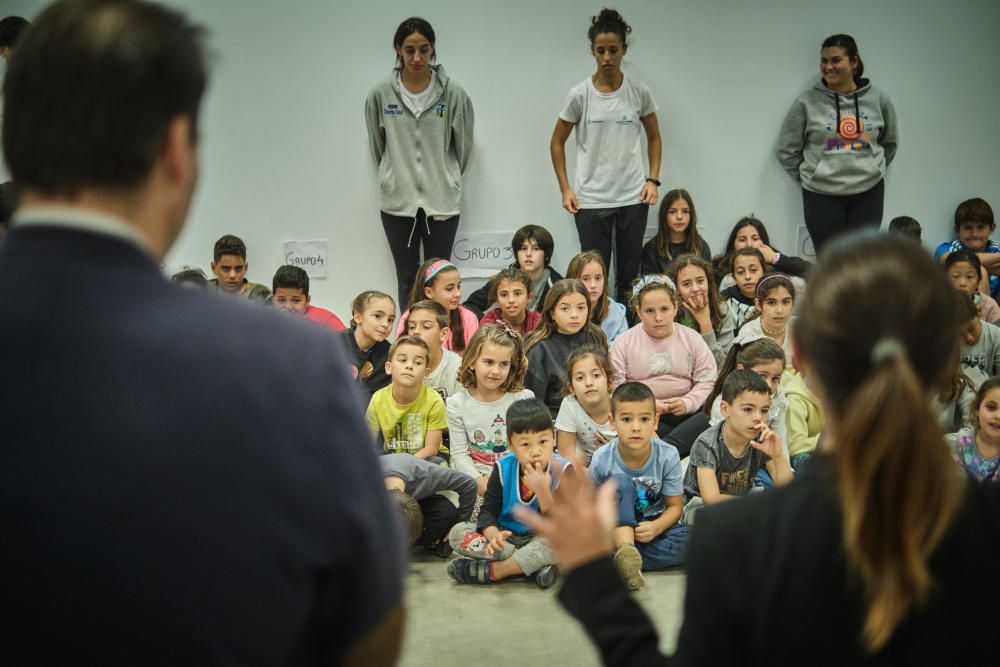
[518,232,1000,666]
[776,35,898,251]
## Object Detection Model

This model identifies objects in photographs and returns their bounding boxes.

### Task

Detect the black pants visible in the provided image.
[416,494,459,546]
[575,203,648,305]
[381,210,460,309]
[656,410,710,459]
[801,180,883,254]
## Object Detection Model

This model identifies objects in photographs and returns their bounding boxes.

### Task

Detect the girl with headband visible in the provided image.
[735,273,797,365]
[549,8,662,304]
[776,34,898,252]
[365,17,474,308]
[396,258,478,353]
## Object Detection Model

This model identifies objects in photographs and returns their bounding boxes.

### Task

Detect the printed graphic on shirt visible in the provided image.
[650,352,672,375]
[825,113,871,151]
[384,414,425,454]
[383,104,404,117]
[632,476,665,520]
[469,413,510,467]
[435,103,447,118]
[719,468,752,494]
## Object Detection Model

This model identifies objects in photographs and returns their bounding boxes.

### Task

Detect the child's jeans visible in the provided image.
[447,521,554,575]
[611,473,691,570]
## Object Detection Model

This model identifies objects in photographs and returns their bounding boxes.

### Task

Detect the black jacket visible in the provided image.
[463,263,564,318]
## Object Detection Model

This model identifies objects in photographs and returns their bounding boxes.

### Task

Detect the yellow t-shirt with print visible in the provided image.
[365,384,448,455]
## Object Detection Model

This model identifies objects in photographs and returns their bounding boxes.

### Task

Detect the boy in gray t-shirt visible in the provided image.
[380,453,477,557]
[960,306,1000,378]
[682,370,793,525]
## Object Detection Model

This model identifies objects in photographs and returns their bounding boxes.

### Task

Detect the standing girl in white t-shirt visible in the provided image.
[550,8,662,305]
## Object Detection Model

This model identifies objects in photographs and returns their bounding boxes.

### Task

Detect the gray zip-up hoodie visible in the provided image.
[365,65,474,218]
[776,78,897,196]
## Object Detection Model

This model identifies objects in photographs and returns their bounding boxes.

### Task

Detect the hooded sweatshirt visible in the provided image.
[365,65,474,218]
[776,78,897,196]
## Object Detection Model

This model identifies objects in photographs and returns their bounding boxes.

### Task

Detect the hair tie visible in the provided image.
[754,273,791,299]
[495,319,520,340]
[425,259,457,282]
[631,274,676,297]
[871,338,906,365]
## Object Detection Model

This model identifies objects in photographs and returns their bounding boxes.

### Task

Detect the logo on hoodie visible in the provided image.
[825,113,871,151]
[383,104,404,117]
[436,103,447,118]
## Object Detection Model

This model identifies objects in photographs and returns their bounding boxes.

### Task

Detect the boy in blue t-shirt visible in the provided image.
[935,198,1000,297]
[446,398,567,589]
[588,382,690,591]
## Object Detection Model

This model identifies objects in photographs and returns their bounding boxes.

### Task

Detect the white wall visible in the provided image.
[10,1,1000,315]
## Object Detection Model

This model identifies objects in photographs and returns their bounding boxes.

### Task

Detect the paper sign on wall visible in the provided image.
[283,239,328,279]
[450,231,516,278]
[796,225,816,259]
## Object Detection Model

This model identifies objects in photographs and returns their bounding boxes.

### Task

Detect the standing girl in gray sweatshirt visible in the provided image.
[776,34,898,252]
[365,17,474,308]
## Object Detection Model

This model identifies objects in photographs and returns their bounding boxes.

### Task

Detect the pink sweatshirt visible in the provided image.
[396,304,480,352]
[610,322,718,413]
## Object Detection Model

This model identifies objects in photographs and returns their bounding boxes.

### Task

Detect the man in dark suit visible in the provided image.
[0,1,404,664]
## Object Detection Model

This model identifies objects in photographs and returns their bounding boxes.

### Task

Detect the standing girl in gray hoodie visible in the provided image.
[776,34,898,252]
[365,17,474,309]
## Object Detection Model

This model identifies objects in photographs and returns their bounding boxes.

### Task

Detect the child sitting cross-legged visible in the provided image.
[682,369,794,525]
[382,453,478,558]
[365,335,448,458]
[447,398,569,589]
[588,381,690,591]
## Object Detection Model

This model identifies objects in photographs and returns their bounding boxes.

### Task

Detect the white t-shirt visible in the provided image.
[424,349,462,401]
[554,395,616,465]
[396,70,439,119]
[558,73,657,208]
[446,388,535,478]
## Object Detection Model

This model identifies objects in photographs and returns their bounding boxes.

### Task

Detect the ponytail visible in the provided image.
[834,346,963,652]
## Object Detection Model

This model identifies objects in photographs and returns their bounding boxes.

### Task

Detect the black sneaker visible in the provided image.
[533,564,558,589]
[447,557,494,584]
[425,541,453,559]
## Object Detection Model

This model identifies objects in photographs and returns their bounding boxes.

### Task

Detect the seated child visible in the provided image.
[712,216,812,291]
[555,345,617,465]
[365,335,447,458]
[271,265,346,331]
[781,368,822,469]
[447,398,567,589]
[640,188,712,276]
[336,290,395,403]
[589,382,690,591]
[406,299,462,400]
[464,224,563,317]
[958,291,1000,379]
[935,197,1000,297]
[611,274,716,458]
[396,259,479,354]
[566,251,629,342]
[719,247,766,332]
[667,255,735,367]
[947,377,1000,483]
[933,350,977,435]
[945,249,1000,324]
[381,453,478,557]
[209,234,270,301]
[682,370,793,525]
[888,215,922,241]
[479,267,542,334]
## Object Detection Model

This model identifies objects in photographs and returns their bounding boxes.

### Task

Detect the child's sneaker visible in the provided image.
[533,564,558,590]
[613,543,645,591]
[447,557,495,584]
[426,540,453,559]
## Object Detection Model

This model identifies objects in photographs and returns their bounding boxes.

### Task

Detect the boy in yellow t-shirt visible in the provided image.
[366,335,448,458]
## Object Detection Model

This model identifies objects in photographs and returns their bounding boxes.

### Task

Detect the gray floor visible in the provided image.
[398,553,686,666]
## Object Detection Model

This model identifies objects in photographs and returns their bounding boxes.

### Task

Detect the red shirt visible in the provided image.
[479,307,541,334]
[304,305,346,332]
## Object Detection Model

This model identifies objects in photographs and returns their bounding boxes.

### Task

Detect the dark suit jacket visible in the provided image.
[561,454,1000,666]
[0,225,403,665]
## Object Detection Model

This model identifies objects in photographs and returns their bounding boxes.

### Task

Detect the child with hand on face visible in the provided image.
[447,398,568,589]
[365,335,447,459]
[957,291,1000,381]
[588,382,689,591]
[667,255,735,367]
[555,345,617,465]
[682,370,794,525]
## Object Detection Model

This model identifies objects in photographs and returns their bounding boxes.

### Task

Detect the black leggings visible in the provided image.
[656,410,710,459]
[574,203,648,305]
[416,494,460,546]
[801,180,884,254]
[381,210,460,309]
